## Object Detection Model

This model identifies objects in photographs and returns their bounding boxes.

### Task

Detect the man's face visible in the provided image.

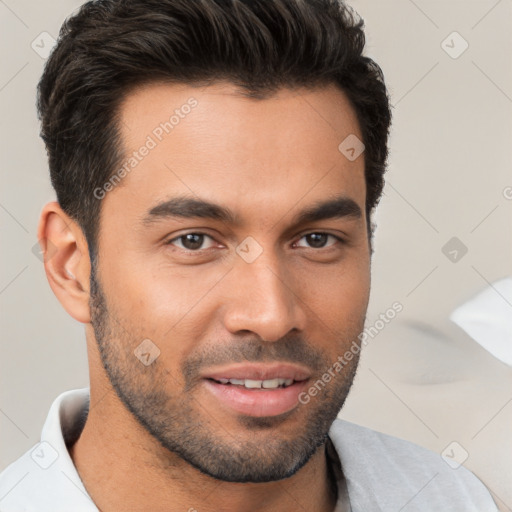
[89,82,370,482]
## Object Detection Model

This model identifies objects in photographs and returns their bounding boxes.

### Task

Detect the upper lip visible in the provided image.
[202,363,311,382]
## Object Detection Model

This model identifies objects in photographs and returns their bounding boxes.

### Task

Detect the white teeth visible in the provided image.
[244,379,262,389]
[262,378,280,389]
[215,378,295,388]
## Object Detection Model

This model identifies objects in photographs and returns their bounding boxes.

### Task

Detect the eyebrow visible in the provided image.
[142,194,362,230]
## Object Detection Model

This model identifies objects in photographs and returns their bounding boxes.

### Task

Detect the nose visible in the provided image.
[221,249,307,342]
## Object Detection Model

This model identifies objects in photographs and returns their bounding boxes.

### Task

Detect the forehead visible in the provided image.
[118,81,362,154]
[104,81,366,230]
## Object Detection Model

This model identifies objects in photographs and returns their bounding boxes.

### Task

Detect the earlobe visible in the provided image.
[37,202,92,324]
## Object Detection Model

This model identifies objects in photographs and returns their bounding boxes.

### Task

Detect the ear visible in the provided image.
[37,201,92,323]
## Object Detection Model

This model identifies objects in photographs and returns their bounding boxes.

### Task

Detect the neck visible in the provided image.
[69,382,338,512]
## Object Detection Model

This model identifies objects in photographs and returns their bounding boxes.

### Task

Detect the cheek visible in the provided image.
[102,254,204,318]
[101,261,225,363]
[291,257,370,353]
[296,254,370,310]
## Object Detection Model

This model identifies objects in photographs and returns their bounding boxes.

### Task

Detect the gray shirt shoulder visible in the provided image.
[328,418,498,512]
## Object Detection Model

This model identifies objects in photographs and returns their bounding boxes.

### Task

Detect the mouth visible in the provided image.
[201,363,311,417]
[207,377,298,389]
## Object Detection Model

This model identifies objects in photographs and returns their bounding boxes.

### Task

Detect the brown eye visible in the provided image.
[295,233,341,249]
[166,233,216,251]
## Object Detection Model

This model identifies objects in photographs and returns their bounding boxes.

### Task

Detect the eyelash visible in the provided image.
[164,231,345,253]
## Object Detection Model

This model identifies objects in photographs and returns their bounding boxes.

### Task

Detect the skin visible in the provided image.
[38,81,370,512]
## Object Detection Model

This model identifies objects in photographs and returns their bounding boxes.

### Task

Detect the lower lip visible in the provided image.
[203,379,309,417]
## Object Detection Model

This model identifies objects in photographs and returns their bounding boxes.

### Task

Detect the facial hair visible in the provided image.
[88,265,362,483]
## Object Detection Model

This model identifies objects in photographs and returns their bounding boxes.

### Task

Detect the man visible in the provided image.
[0,0,498,510]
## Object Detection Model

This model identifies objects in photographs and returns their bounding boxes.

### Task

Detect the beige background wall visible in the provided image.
[1,0,511,509]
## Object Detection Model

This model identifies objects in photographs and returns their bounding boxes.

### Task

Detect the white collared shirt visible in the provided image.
[0,388,498,511]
